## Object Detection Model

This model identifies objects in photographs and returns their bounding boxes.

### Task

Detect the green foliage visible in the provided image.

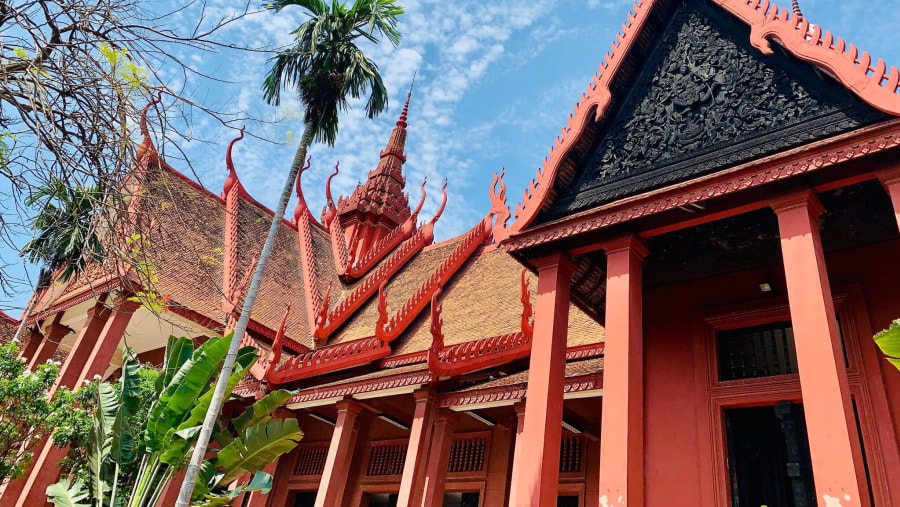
[48,336,302,506]
[875,319,900,371]
[21,179,105,284]
[0,342,76,482]
[262,0,403,145]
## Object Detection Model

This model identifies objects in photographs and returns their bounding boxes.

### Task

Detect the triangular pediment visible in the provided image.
[540,0,889,221]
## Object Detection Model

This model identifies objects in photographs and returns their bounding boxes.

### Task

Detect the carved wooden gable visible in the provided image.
[539,0,888,221]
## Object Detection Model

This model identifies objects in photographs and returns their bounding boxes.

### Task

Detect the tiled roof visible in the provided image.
[33,150,604,378]
[0,311,17,345]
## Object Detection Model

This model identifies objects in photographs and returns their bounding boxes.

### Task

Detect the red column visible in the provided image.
[7,297,138,507]
[508,253,574,506]
[397,388,437,507]
[154,469,187,507]
[421,410,458,507]
[55,301,112,388]
[26,322,68,370]
[17,330,42,363]
[771,190,868,506]
[266,445,300,507]
[877,168,900,232]
[483,425,513,507]
[598,235,647,507]
[315,399,363,507]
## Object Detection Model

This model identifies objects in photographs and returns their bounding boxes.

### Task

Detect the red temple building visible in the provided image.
[5,0,900,505]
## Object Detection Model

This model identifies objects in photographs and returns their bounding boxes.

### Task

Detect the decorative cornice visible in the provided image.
[438,373,603,408]
[504,122,900,251]
[565,342,605,360]
[380,351,429,368]
[268,336,392,384]
[286,368,432,403]
[376,215,492,343]
[506,0,900,236]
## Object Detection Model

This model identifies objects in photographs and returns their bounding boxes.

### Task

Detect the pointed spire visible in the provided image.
[136,91,163,162]
[396,70,415,129]
[792,0,803,19]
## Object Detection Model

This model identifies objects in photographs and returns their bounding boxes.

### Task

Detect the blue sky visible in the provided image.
[2,0,898,314]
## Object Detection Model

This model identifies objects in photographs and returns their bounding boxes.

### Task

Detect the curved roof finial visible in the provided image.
[139,90,164,140]
[792,0,803,19]
[429,179,448,225]
[293,156,315,223]
[412,176,427,216]
[223,126,246,197]
[325,161,340,207]
[265,303,291,383]
[137,90,164,162]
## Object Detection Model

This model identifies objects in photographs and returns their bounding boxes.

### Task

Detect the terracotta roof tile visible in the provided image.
[0,312,17,345]
[392,248,604,355]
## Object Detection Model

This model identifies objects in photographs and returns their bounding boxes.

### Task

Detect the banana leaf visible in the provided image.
[230,390,293,434]
[159,347,257,465]
[111,347,141,464]
[155,336,193,395]
[46,478,90,507]
[875,319,900,371]
[215,418,303,486]
[146,335,230,452]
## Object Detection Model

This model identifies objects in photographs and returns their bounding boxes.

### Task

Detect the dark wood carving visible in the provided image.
[544,1,888,219]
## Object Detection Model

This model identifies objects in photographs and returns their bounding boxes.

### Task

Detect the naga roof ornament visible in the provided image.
[427,268,535,377]
[136,90,163,164]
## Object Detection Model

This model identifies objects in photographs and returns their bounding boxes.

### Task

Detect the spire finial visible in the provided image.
[792,0,803,19]
[397,70,416,128]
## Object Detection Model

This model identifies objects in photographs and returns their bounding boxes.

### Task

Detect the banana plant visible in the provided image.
[875,319,900,371]
[47,334,302,506]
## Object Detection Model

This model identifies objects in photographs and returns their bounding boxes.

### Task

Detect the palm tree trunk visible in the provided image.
[11,293,37,348]
[174,120,317,507]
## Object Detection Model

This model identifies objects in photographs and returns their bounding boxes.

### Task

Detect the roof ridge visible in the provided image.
[507,0,900,236]
[268,335,391,384]
[375,213,492,343]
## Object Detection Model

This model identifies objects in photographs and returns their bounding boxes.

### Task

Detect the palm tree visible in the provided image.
[13,180,104,346]
[175,1,403,503]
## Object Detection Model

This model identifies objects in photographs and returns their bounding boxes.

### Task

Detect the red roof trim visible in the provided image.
[438,373,603,408]
[504,120,900,251]
[286,368,432,404]
[379,351,428,368]
[376,215,492,343]
[508,0,900,235]
[268,336,392,384]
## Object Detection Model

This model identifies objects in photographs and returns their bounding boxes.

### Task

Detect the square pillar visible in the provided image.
[509,253,575,506]
[771,189,868,506]
[10,296,138,507]
[397,388,437,507]
[877,168,900,233]
[154,469,187,507]
[421,410,459,507]
[17,329,42,364]
[26,321,69,370]
[55,301,112,388]
[315,399,363,507]
[598,235,647,507]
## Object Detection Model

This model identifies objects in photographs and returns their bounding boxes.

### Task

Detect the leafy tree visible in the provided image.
[12,180,105,344]
[0,342,76,483]
[875,320,900,371]
[176,1,404,504]
[48,336,302,507]
[0,0,255,300]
